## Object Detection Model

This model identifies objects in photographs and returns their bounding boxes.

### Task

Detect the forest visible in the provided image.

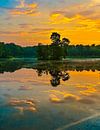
[0,42,100,59]
[0,33,100,59]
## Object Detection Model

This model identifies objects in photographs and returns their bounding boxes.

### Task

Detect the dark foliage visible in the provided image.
[0,31,100,59]
[0,42,37,58]
[0,42,100,59]
[37,45,67,60]
[67,44,100,58]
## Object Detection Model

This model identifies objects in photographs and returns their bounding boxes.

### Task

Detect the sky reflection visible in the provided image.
[0,60,100,130]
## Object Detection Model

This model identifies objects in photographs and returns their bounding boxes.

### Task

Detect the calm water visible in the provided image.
[0,59,100,130]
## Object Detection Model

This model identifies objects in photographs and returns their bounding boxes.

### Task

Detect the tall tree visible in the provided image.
[50,32,61,46]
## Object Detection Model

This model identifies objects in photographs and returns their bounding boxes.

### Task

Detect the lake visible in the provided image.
[0,59,100,130]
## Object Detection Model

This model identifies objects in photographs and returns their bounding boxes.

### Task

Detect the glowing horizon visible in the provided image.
[0,0,100,46]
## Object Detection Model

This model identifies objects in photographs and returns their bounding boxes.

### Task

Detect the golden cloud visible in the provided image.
[10,0,39,16]
[64,93,80,101]
[10,9,39,16]
[49,94,64,103]
[49,0,100,31]
[48,90,81,104]
[48,88,98,106]
[80,87,97,96]
[50,13,73,25]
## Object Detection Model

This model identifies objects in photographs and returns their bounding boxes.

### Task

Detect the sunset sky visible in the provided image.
[0,0,100,46]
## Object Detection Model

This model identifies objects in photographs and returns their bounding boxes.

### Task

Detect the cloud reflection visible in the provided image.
[49,94,64,103]
[8,98,37,114]
[18,85,32,90]
[64,93,80,101]
[78,98,95,104]
[48,89,97,105]
[49,90,80,103]
[80,87,97,96]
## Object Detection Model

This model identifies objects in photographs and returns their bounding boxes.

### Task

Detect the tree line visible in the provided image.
[0,32,100,59]
[0,42,37,58]
[0,59,100,74]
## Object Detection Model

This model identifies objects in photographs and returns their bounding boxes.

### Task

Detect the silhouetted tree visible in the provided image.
[50,32,61,45]
[61,38,70,46]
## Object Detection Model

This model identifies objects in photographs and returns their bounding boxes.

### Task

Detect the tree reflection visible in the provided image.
[36,67,70,87]
[0,60,100,73]
[0,59,100,87]
[50,70,70,87]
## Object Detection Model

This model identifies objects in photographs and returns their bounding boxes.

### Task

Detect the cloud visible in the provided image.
[0,28,54,37]
[0,31,29,36]
[78,98,95,104]
[92,0,100,4]
[10,9,38,16]
[48,90,80,104]
[50,6,99,20]
[47,89,98,105]
[64,93,80,101]
[18,85,32,90]
[80,87,97,96]
[19,23,33,28]
[0,0,99,45]
[8,98,37,114]
[50,12,72,25]
[49,0,100,31]
[7,0,39,16]
[16,0,25,9]
[49,94,64,103]
[30,28,54,33]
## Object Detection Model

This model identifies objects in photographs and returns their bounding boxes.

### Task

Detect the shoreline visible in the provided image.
[0,58,100,65]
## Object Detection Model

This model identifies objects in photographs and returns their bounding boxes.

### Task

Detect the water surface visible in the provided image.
[0,59,100,130]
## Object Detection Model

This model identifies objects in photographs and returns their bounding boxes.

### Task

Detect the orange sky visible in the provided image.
[0,0,100,46]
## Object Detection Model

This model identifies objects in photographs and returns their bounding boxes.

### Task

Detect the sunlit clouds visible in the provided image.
[10,0,39,16]
[50,0,100,32]
[0,0,100,46]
